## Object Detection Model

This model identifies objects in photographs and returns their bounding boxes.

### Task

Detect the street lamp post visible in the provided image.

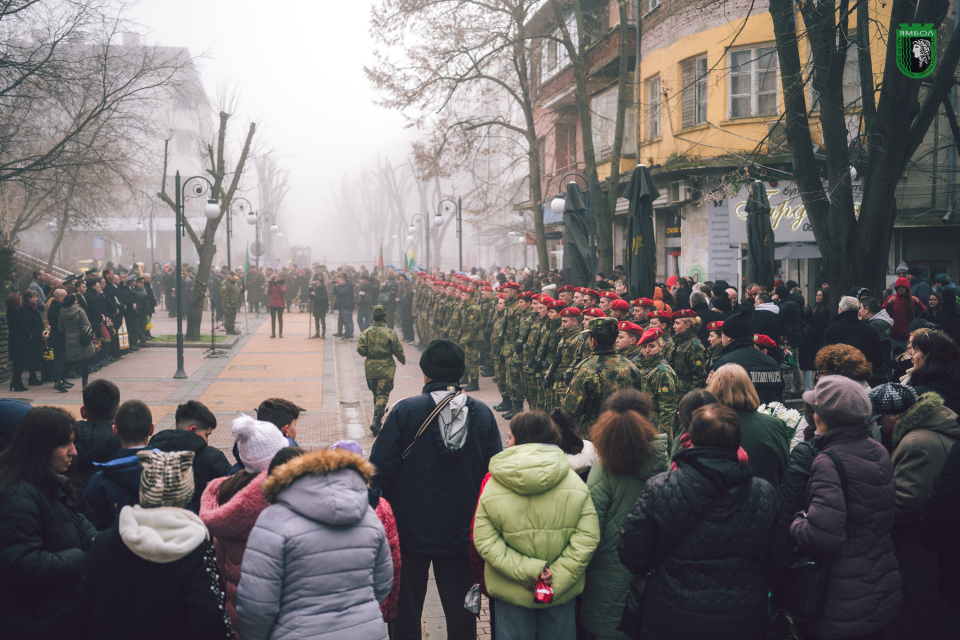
[246,210,278,266]
[230,198,257,272]
[173,170,220,379]
[409,214,428,272]
[435,197,462,271]
[549,172,593,274]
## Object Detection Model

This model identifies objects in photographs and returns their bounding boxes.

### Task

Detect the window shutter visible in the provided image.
[681,59,695,129]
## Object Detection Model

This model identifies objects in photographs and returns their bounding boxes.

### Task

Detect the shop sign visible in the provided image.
[726,181,862,243]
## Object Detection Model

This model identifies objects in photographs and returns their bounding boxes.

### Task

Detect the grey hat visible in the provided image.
[802,376,872,428]
[126,273,137,283]
[896,261,909,274]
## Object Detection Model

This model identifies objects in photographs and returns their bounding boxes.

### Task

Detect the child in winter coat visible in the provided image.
[200,414,288,636]
[473,411,600,640]
[236,448,394,640]
[87,449,233,640]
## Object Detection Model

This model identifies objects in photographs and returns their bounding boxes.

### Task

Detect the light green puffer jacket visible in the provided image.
[473,443,600,608]
[580,433,671,637]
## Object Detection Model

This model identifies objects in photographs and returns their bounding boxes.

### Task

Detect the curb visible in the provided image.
[143,335,241,349]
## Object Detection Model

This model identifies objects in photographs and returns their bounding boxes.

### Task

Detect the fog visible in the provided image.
[130,0,414,264]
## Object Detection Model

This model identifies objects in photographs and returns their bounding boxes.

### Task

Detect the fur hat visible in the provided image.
[233,413,287,474]
[420,340,465,382]
[262,449,375,503]
[138,450,195,508]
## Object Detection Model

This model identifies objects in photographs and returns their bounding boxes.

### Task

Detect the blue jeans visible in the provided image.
[340,309,355,338]
[493,598,575,640]
[357,306,372,332]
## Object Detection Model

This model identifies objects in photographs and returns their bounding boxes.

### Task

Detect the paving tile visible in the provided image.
[218,352,323,379]
[197,380,323,412]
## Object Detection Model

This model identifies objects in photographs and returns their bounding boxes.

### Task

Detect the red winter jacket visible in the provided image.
[200,472,271,637]
[375,497,401,622]
[268,282,286,308]
[883,277,926,338]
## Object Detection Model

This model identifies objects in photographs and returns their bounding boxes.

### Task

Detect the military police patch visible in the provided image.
[897,23,936,78]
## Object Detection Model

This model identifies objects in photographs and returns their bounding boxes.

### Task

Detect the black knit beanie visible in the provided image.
[721,311,752,340]
[420,340,466,382]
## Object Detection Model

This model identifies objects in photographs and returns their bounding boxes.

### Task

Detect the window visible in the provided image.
[591,89,636,159]
[682,56,708,128]
[809,35,862,110]
[540,13,578,84]
[644,0,662,14]
[555,120,578,171]
[728,46,779,118]
[647,76,661,140]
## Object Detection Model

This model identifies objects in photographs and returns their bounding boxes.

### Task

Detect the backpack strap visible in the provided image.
[402,390,462,460]
[824,451,848,502]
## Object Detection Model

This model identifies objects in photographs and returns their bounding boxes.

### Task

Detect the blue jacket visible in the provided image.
[369,381,502,555]
[80,447,156,531]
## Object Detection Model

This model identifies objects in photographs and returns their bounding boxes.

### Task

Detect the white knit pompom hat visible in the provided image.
[232,413,287,474]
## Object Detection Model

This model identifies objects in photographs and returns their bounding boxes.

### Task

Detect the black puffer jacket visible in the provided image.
[0,478,96,640]
[148,429,231,513]
[617,447,790,640]
[779,292,806,344]
[691,302,725,345]
[778,440,820,522]
[709,336,785,404]
[910,366,960,416]
[821,309,883,374]
[66,420,120,498]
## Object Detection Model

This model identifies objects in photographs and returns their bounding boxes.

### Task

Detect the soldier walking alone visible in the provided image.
[220,270,242,335]
[357,305,406,435]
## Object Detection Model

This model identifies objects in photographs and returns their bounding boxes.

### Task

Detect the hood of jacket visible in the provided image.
[870,308,895,327]
[262,448,373,526]
[200,471,269,540]
[893,391,960,449]
[895,277,911,291]
[60,304,86,325]
[910,366,960,403]
[755,302,780,314]
[118,504,209,563]
[148,428,208,455]
[673,446,754,495]
[94,447,155,492]
[488,443,570,496]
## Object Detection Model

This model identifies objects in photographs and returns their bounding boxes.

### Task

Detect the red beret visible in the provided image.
[648,310,672,320]
[754,334,778,349]
[481,286,492,292]
[583,307,606,318]
[618,321,645,337]
[539,296,556,306]
[519,291,533,300]
[610,299,630,311]
[671,309,697,320]
[463,286,475,293]
[547,300,567,310]
[498,293,504,298]
[559,306,582,317]
[575,287,589,294]
[584,289,600,299]
[639,328,664,345]
[599,291,620,299]
[502,282,521,290]
[633,297,656,307]
[531,293,542,302]
[707,320,724,331]
[558,285,575,293]
[480,281,490,286]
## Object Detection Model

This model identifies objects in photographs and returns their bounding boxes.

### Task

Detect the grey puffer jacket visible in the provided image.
[236,449,393,640]
[58,304,95,362]
[790,424,903,639]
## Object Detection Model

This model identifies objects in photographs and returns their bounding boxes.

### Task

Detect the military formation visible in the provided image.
[390,274,771,445]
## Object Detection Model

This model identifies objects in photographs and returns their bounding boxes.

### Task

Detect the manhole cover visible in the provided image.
[228,365,266,371]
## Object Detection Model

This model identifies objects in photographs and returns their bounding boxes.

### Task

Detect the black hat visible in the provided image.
[419,340,465,382]
[720,311,752,340]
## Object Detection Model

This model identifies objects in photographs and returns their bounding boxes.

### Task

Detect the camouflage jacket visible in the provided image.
[562,345,642,437]
[220,279,242,308]
[481,298,497,337]
[619,343,642,362]
[569,332,593,376]
[536,318,563,368]
[660,334,675,363]
[447,300,465,342]
[491,308,507,354]
[554,325,583,379]
[709,343,723,361]
[669,330,709,396]
[460,300,483,344]
[523,317,547,372]
[634,352,680,435]
[501,298,521,357]
[357,321,406,379]
[512,309,537,363]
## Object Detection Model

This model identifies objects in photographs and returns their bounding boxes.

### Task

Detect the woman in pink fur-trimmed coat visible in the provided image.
[200,471,271,637]
[374,493,401,622]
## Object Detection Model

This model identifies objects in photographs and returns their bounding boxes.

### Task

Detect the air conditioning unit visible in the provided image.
[669,180,689,204]
[767,121,788,148]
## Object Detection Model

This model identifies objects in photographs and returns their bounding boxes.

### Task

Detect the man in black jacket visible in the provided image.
[118,274,140,351]
[751,293,783,344]
[370,340,502,640]
[709,311,785,404]
[148,400,230,514]
[691,291,726,346]
[66,379,121,497]
[821,295,883,378]
[103,270,124,360]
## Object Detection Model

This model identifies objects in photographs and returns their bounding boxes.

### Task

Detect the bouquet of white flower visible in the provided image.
[758,401,803,442]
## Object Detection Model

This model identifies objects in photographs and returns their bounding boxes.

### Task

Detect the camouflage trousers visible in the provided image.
[224,307,238,333]
[494,355,511,399]
[522,371,539,410]
[366,377,395,414]
[460,340,479,379]
[552,380,570,409]
[507,357,525,404]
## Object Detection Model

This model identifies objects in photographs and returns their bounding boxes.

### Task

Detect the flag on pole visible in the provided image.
[243,244,251,277]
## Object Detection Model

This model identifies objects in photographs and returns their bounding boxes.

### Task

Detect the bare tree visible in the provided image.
[254,151,290,260]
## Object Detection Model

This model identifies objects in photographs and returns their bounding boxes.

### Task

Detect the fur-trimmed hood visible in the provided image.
[893,391,960,449]
[262,449,376,526]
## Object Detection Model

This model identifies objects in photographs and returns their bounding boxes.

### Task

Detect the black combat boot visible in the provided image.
[493,396,511,411]
[464,378,479,392]
[503,400,523,420]
[371,410,383,437]
[480,365,495,377]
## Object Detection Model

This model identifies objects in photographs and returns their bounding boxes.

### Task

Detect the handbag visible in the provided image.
[618,492,724,639]
[771,451,848,618]
[78,325,94,347]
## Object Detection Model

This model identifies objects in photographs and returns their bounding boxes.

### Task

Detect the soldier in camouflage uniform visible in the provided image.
[633,327,680,437]
[499,283,523,416]
[669,309,709,397]
[608,298,630,322]
[557,284,575,307]
[567,307,605,380]
[357,305,406,436]
[631,297,656,330]
[599,291,620,316]
[220,270,242,335]
[648,311,674,361]
[491,295,511,410]
[562,316,642,438]
[504,290,536,419]
[706,320,724,363]
[521,295,549,410]
[446,285,466,382]
[458,285,483,391]
[549,306,582,401]
[479,285,496,376]
[535,300,565,409]
[614,321,645,363]
[439,283,459,341]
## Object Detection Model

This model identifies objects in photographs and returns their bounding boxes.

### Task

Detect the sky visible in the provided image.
[129,0,414,263]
